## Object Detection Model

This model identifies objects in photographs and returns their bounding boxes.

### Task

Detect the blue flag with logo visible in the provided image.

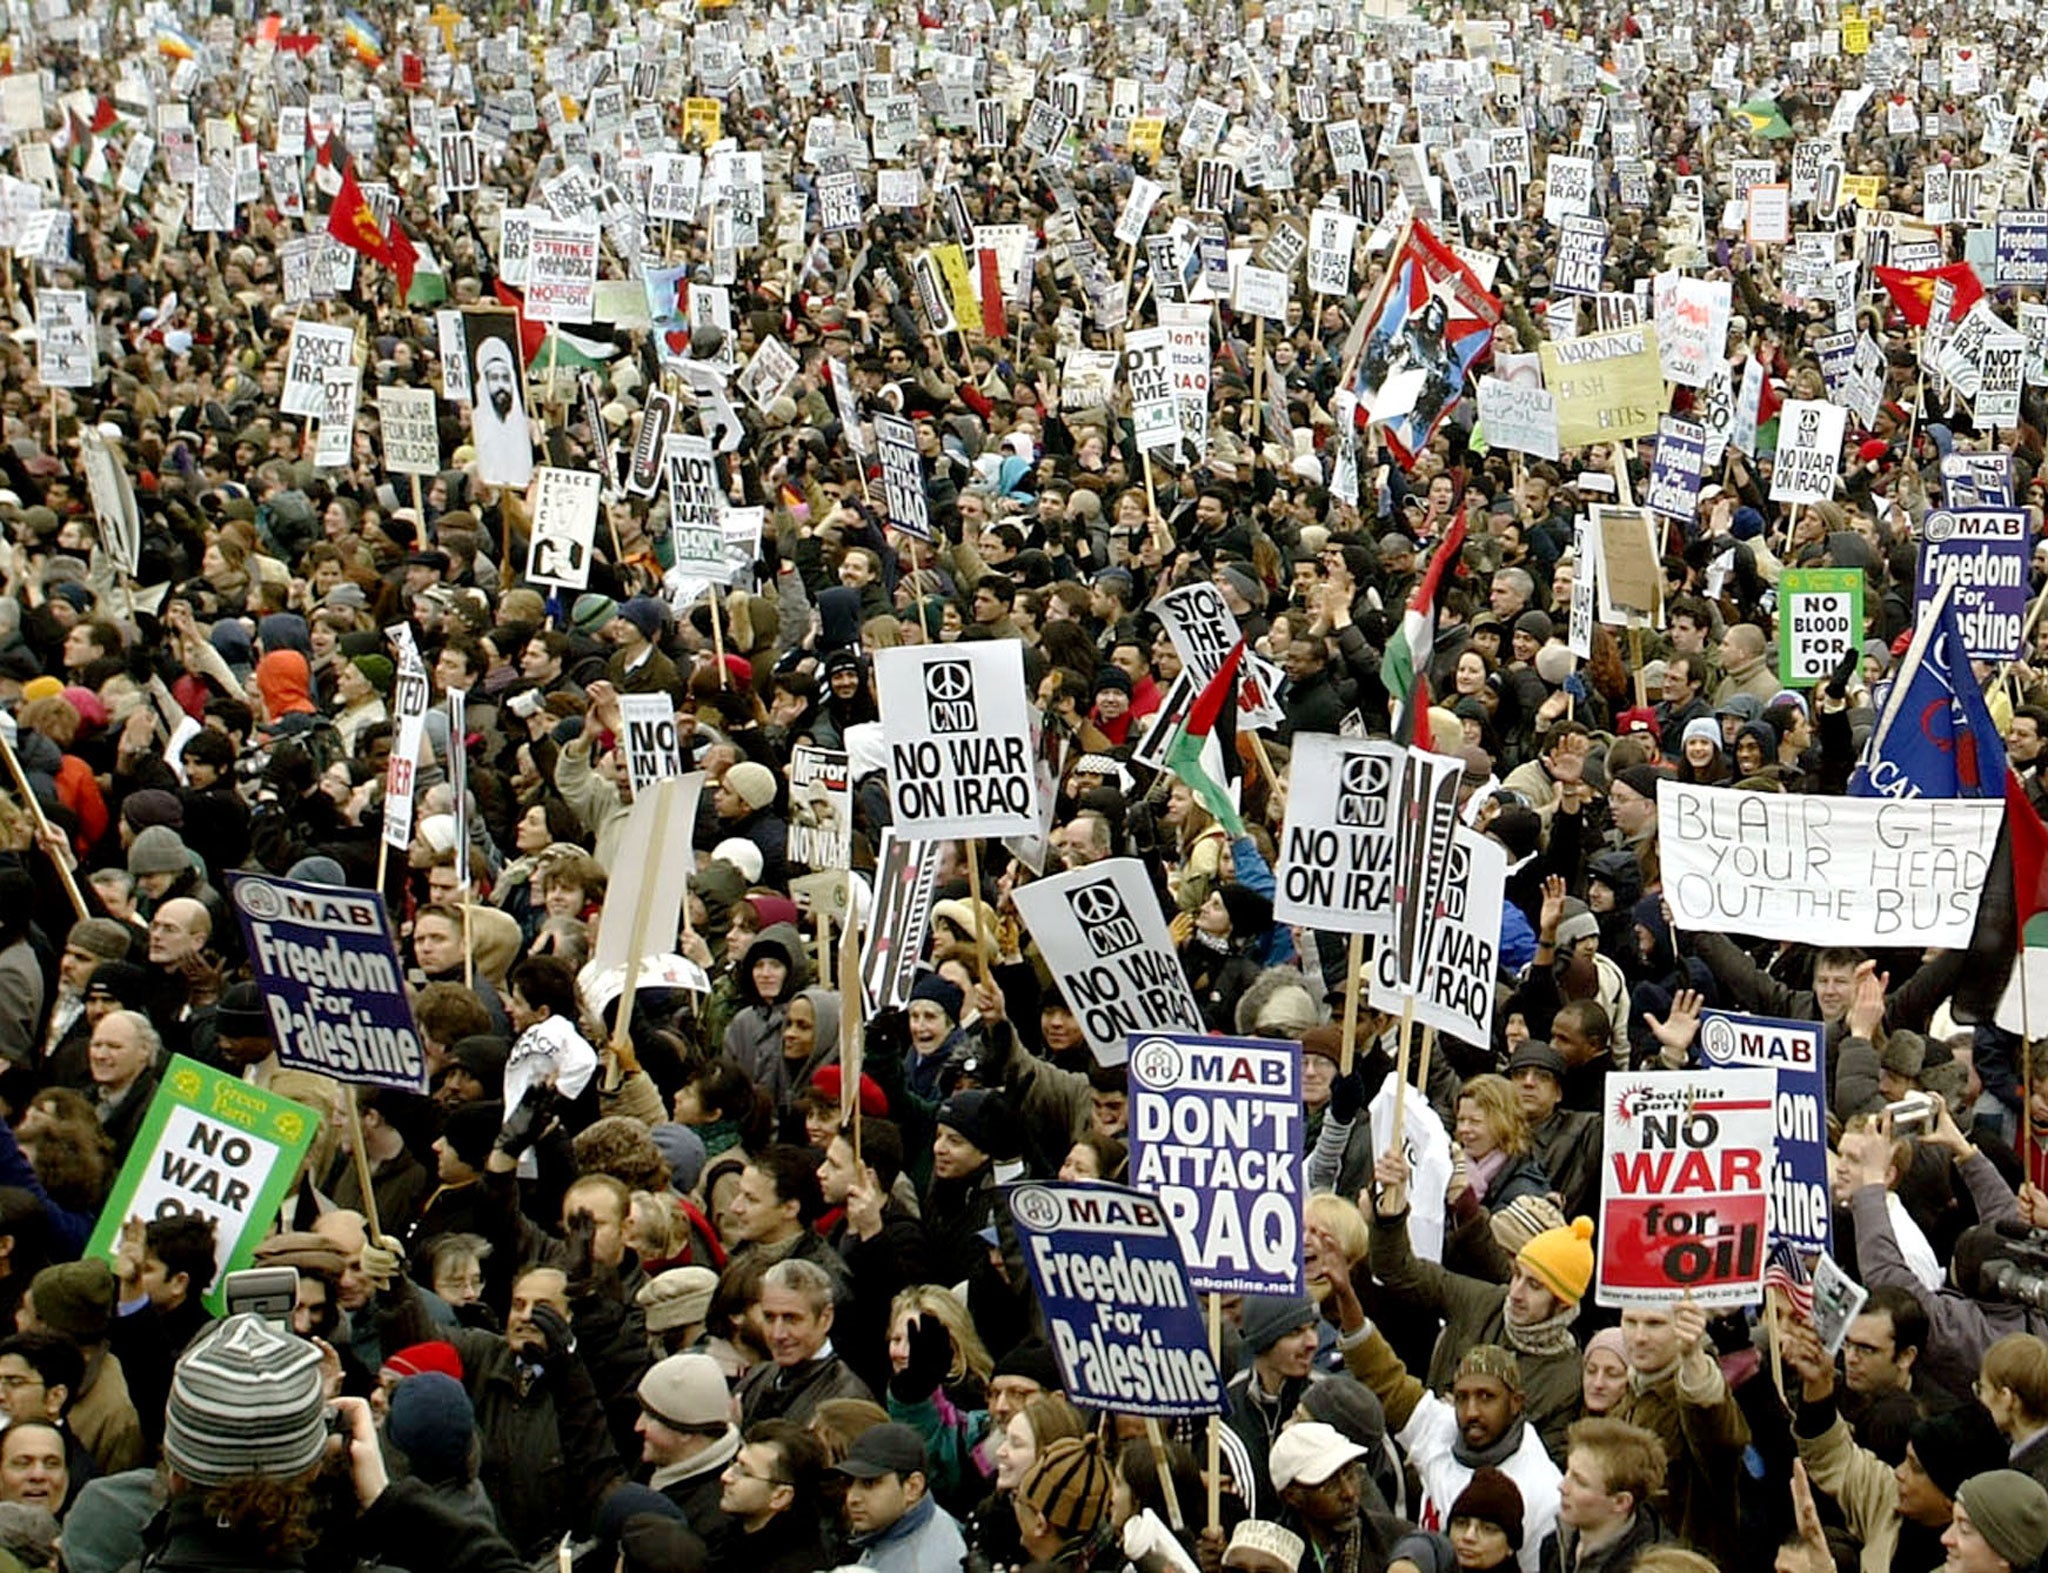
[1849,578,2007,799]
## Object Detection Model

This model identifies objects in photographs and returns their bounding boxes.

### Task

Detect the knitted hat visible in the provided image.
[1614,764,1665,801]
[1457,1345,1523,1393]
[1299,1374,1386,1456]
[1019,1436,1113,1540]
[1513,610,1554,641]
[935,1088,1019,1160]
[1490,1195,1567,1256]
[1225,1521,1307,1573]
[615,597,665,640]
[1555,910,1599,951]
[1449,1467,1525,1550]
[571,593,618,635]
[810,1065,888,1118]
[638,1267,719,1333]
[386,1372,475,1486]
[127,824,189,877]
[994,1341,1065,1392]
[1218,564,1263,606]
[121,788,184,831]
[28,1260,114,1343]
[440,1101,507,1168]
[164,1314,328,1486]
[214,982,270,1040]
[909,971,964,1021]
[65,918,131,963]
[381,1341,463,1382]
[711,838,765,883]
[1914,1406,2011,1502]
[638,1353,732,1431]
[351,654,396,695]
[1957,1471,2048,1568]
[1240,1295,1318,1355]
[648,1123,707,1192]
[1680,717,1721,752]
[1300,1025,1344,1065]
[723,761,776,811]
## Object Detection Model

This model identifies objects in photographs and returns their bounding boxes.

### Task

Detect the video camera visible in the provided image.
[1981,1221,2048,1314]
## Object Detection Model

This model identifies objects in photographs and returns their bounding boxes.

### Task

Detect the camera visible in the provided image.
[1884,1092,1934,1134]
[1981,1223,2048,1313]
[223,1266,300,1331]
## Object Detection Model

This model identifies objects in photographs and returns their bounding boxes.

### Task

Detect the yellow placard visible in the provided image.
[683,98,722,142]
[1840,173,1883,209]
[1129,116,1164,156]
[1537,326,1670,447]
[1842,16,1869,53]
[934,244,983,334]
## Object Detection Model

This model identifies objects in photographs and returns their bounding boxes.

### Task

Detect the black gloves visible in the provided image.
[888,1313,955,1405]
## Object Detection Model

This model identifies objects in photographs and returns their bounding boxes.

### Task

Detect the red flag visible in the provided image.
[386,222,419,303]
[1873,262,1984,328]
[2010,770,2048,949]
[327,164,390,263]
[492,280,548,364]
[978,248,1008,341]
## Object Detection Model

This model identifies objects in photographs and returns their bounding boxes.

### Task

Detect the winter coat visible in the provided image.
[723,923,813,1078]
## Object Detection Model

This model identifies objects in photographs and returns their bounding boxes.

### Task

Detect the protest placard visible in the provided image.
[1644,416,1705,523]
[280,320,355,418]
[35,289,94,388]
[788,745,852,871]
[78,430,139,577]
[1656,781,2002,947]
[1554,216,1607,294]
[1307,208,1357,296]
[1382,747,1465,993]
[376,385,439,476]
[1539,327,1666,445]
[1810,1252,1869,1356]
[1652,273,1731,388]
[1777,569,1865,687]
[875,642,1037,839]
[381,648,431,853]
[1368,824,1505,1046]
[861,829,941,1015]
[524,467,602,591]
[1995,210,2048,287]
[591,775,706,978]
[1007,1181,1227,1417]
[1151,583,1282,726]
[229,872,426,1093]
[1273,734,1401,934]
[619,694,686,794]
[1476,376,1560,460]
[875,413,933,541]
[84,1056,319,1315]
[1770,400,1847,503]
[1012,859,1204,1066]
[1697,1011,1830,1254]
[1916,508,2029,662]
[1940,453,2016,508]
[1597,1068,1776,1308]
[313,365,361,470]
[1128,1032,1303,1296]
[1592,506,1662,624]
[1125,327,1181,454]
[526,223,599,324]
[1568,516,1599,660]
[667,435,726,578]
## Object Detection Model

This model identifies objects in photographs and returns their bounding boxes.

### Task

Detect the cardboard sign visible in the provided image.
[1476,376,1560,460]
[280,320,356,417]
[619,694,686,793]
[667,434,725,577]
[525,222,600,324]
[1697,1012,1831,1254]
[1125,327,1182,454]
[1770,400,1847,504]
[1012,859,1205,1066]
[78,430,139,577]
[1366,824,1506,1047]
[1778,568,1865,687]
[1274,735,1402,935]
[875,643,1037,838]
[84,1056,319,1315]
[788,745,852,871]
[230,873,426,1093]
[1916,508,2028,662]
[381,647,431,853]
[525,467,602,590]
[860,829,941,1015]
[1539,326,1667,444]
[1656,781,2001,947]
[1006,1181,1227,1417]
[1597,1068,1777,1308]
[1591,505,1662,624]
[34,289,95,388]
[1644,416,1705,523]
[591,775,706,977]
[875,413,932,541]
[1129,1033,1303,1296]
[376,385,439,476]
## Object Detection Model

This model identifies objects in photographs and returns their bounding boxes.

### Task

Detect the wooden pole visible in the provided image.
[1388,997,1416,1154]
[2024,959,2036,1193]
[1339,930,1365,1073]
[709,588,730,689]
[962,837,993,990]
[0,730,87,919]
[1629,622,1647,710]
[1766,1290,1787,1402]
[817,908,833,992]
[1416,1025,1436,1110]
[1144,1417,1185,1533]
[343,1087,385,1242]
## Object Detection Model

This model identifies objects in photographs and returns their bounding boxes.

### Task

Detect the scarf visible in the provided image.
[1467,1148,1508,1202]
[699,1117,743,1158]
[1452,1414,1527,1470]
[1505,1300,1580,1360]
[1629,1357,1680,1393]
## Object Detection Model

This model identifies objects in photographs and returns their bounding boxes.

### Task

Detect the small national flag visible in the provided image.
[1872,262,1985,328]
[1764,1240,1815,1320]
[1732,98,1794,138]
[1165,642,1245,837]
[1849,576,2006,799]
[156,25,198,60]
[1380,515,1468,745]
[2009,772,2048,950]
[386,222,419,303]
[341,9,385,65]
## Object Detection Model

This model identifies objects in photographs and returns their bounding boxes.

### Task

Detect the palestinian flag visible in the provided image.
[1165,642,1245,837]
[1380,514,1467,745]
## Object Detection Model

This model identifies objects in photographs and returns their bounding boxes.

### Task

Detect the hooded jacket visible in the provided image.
[722,922,813,1080]
[759,985,844,1125]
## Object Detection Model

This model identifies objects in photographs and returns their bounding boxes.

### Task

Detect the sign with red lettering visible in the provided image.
[1596,1069,1776,1308]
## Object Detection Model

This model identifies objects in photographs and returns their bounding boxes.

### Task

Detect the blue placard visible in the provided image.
[1995,211,2048,287]
[1697,1011,1830,1254]
[1646,416,1706,523]
[1008,1181,1228,1417]
[1128,1032,1305,1296]
[1915,507,2029,662]
[229,872,428,1093]
[1940,452,2016,510]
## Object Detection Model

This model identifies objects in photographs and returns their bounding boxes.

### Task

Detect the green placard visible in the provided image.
[1778,568,1866,688]
[83,1055,321,1315]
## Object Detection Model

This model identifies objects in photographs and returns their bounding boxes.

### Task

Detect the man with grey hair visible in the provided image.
[1489,566,1536,622]
[88,1010,162,1163]
[735,1259,873,1427]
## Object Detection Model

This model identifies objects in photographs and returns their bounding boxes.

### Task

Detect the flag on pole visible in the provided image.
[1872,263,1985,327]
[1849,576,2006,799]
[1347,220,1501,469]
[327,164,391,264]
[2009,771,2048,950]
[1164,641,1245,837]
[1763,1240,1815,1319]
[1380,515,1468,745]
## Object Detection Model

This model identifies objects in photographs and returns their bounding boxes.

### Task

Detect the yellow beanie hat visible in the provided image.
[1517,1217,1596,1304]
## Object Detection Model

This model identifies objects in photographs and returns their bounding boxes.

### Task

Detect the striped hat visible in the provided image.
[163,1314,329,1486]
[1018,1436,1113,1540]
